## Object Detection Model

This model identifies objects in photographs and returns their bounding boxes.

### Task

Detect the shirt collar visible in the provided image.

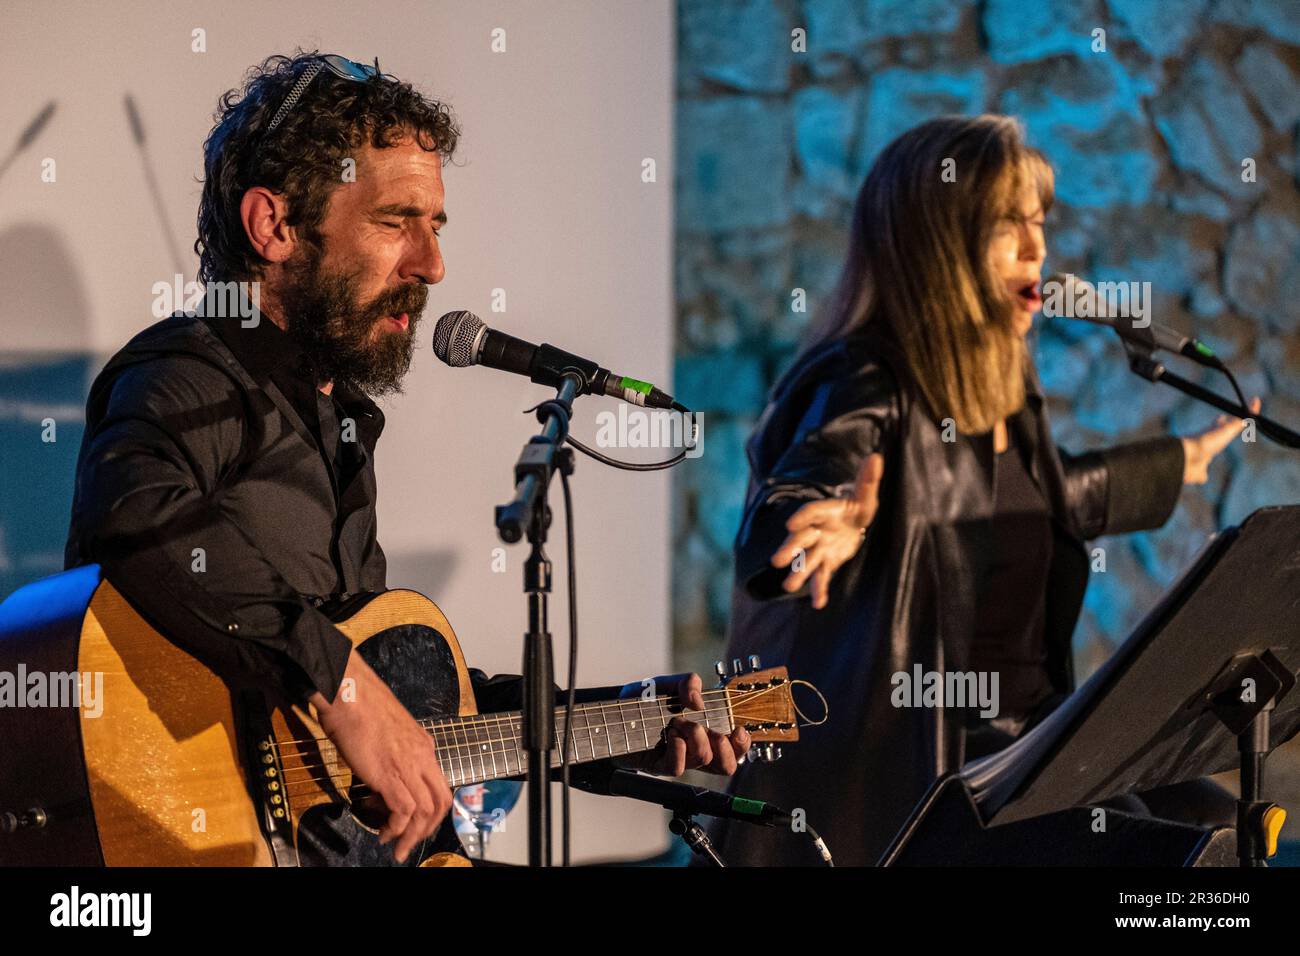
[198,306,386,448]
[203,306,312,384]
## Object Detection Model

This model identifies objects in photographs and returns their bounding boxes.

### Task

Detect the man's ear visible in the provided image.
[240,186,295,266]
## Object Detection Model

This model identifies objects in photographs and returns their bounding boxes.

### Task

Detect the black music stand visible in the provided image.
[882,505,1300,867]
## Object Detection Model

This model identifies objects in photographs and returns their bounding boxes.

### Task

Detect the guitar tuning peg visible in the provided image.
[731,658,743,676]
[714,660,727,682]
[747,654,761,671]
[760,743,783,763]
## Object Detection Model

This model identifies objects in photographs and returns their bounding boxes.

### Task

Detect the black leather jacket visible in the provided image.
[706,327,1185,866]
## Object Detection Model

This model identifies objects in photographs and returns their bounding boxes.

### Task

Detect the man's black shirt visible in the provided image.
[64,307,386,704]
[64,305,622,715]
[204,309,382,592]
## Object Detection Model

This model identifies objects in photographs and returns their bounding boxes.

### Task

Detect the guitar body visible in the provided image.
[0,565,474,866]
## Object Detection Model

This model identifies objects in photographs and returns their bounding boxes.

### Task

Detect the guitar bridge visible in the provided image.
[235,690,298,866]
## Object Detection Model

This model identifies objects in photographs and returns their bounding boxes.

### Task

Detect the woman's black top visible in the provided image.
[967,423,1057,723]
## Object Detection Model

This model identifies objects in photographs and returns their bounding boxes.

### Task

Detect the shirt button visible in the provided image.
[227,622,240,633]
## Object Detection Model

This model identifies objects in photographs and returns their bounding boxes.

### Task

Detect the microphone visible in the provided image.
[432,310,682,410]
[1043,273,1223,370]
[571,764,793,828]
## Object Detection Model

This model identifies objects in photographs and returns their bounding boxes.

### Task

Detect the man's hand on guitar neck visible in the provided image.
[614,673,752,777]
[309,651,451,864]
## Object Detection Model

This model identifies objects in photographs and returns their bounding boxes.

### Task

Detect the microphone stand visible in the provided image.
[494,372,583,866]
[1122,341,1300,449]
[669,812,727,867]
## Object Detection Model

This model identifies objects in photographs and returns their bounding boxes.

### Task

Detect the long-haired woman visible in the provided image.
[709,114,1255,866]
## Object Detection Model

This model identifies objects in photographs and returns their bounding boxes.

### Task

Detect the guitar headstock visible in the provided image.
[719,661,799,745]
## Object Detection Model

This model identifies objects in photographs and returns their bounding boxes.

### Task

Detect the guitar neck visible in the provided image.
[421,695,735,789]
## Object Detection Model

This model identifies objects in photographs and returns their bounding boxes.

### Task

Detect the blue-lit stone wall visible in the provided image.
[672,0,1300,684]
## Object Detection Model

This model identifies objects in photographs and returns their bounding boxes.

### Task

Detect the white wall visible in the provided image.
[0,0,676,864]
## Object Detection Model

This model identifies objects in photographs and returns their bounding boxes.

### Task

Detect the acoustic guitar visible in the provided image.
[0,564,803,867]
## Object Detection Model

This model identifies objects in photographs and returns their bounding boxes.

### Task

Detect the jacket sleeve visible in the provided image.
[734,361,897,603]
[1058,435,1185,540]
[67,356,355,706]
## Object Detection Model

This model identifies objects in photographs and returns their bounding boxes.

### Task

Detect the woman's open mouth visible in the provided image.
[1015,281,1042,310]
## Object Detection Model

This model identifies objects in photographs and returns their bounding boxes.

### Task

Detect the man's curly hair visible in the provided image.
[195,50,459,283]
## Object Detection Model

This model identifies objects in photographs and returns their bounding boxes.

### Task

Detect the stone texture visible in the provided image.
[789,226,850,333]
[1090,208,1218,296]
[1212,0,1300,46]
[1081,540,1146,636]
[1221,442,1300,526]
[678,0,794,93]
[673,414,753,569]
[674,350,767,416]
[1047,115,1160,207]
[1152,56,1265,199]
[1260,334,1300,396]
[677,97,794,234]
[1165,181,1233,221]
[799,0,866,79]
[982,0,1107,65]
[1033,332,1093,397]
[1002,55,1159,206]
[1110,0,1212,60]
[857,67,987,174]
[792,85,862,217]
[1224,199,1300,334]
[861,0,972,41]
[1235,42,1300,133]
[1001,53,1155,135]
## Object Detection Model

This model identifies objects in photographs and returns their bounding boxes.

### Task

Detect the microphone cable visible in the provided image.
[524,400,700,472]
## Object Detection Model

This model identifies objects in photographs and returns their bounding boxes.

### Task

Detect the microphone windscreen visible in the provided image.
[433,310,485,367]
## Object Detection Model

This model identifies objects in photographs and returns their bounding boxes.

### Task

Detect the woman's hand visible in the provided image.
[1180,397,1261,484]
[770,452,884,609]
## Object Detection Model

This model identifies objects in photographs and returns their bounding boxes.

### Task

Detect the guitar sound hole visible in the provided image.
[348,785,388,832]
[292,622,464,866]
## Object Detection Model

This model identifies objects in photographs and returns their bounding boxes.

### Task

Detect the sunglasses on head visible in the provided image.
[263,54,392,137]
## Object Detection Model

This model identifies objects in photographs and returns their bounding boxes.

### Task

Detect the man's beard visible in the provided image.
[278,240,427,397]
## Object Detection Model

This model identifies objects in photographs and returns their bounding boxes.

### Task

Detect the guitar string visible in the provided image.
[270,683,787,762]
[268,687,784,771]
[274,696,737,762]
[267,683,793,798]
[269,685,785,771]
[278,730,780,800]
[272,700,751,787]
[266,685,763,751]
[272,695,790,797]
[277,705,788,802]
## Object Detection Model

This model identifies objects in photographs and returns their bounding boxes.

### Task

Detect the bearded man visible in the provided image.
[63,52,747,866]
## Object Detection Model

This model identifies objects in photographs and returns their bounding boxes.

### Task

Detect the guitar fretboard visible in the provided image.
[422,695,735,788]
